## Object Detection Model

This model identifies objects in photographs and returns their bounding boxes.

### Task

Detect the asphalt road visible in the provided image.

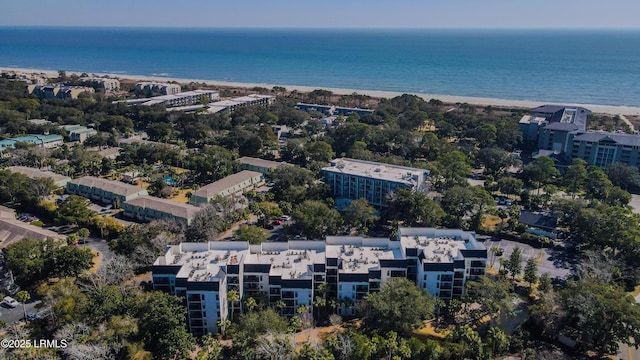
[78,235,112,269]
[0,299,41,325]
[615,293,640,360]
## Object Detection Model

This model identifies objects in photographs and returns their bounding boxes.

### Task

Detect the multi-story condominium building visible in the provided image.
[295,103,374,117]
[122,90,220,108]
[569,132,640,168]
[322,158,429,208]
[519,105,591,147]
[152,227,486,335]
[67,176,148,205]
[206,94,276,114]
[123,195,202,226]
[189,171,264,206]
[238,156,288,174]
[81,77,120,91]
[8,166,71,187]
[135,82,181,95]
[0,134,63,152]
[27,84,95,99]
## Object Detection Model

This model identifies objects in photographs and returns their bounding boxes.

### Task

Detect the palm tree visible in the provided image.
[227,289,240,319]
[244,297,257,313]
[15,291,30,322]
[217,318,231,337]
[273,300,286,314]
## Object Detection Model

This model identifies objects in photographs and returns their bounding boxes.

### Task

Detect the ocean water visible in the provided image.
[0,27,639,107]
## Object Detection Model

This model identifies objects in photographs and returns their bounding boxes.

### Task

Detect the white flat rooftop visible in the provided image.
[323,158,426,185]
[245,249,325,280]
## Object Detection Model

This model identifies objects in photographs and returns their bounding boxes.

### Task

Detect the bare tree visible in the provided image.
[255,331,295,360]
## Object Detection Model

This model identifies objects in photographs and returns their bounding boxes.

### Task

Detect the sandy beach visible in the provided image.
[4,66,640,116]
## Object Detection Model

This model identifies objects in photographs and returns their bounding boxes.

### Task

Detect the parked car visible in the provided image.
[279,215,291,221]
[2,296,19,308]
[26,312,42,321]
[272,219,283,225]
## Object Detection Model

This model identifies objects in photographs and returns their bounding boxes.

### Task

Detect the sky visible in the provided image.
[1,0,639,29]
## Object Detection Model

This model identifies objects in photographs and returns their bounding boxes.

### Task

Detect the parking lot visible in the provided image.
[479,236,574,279]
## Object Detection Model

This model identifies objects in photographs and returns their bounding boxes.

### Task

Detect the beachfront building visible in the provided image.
[238,156,289,174]
[519,105,591,147]
[321,158,429,208]
[152,227,485,334]
[81,77,120,91]
[569,132,640,168]
[135,82,181,95]
[0,134,63,152]
[8,166,71,187]
[62,125,97,143]
[123,195,202,226]
[189,171,264,206]
[295,103,374,117]
[206,94,276,114]
[67,176,148,205]
[121,90,220,108]
[27,84,95,99]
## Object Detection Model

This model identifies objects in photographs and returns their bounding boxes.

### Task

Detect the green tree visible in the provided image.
[523,257,538,290]
[538,273,552,293]
[474,123,497,147]
[55,195,96,226]
[15,290,30,322]
[563,158,588,197]
[505,247,522,278]
[453,324,482,360]
[138,292,195,360]
[3,238,56,285]
[47,245,94,277]
[497,177,523,199]
[561,280,640,357]
[78,227,90,241]
[464,275,514,323]
[521,156,559,193]
[476,147,516,177]
[385,189,445,227]
[433,150,471,189]
[584,165,613,200]
[196,333,223,360]
[292,200,343,239]
[343,198,379,233]
[606,162,640,190]
[233,224,269,244]
[358,278,435,336]
[486,327,509,356]
[244,296,258,313]
[227,289,240,320]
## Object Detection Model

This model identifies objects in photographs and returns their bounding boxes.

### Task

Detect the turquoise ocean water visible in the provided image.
[0,27,639,106]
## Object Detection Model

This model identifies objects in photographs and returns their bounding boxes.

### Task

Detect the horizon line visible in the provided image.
[1,25,640,31]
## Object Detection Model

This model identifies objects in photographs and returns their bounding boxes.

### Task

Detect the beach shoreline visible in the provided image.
[4,66,640,116]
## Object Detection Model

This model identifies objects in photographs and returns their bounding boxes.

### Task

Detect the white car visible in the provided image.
[2,296,19,308]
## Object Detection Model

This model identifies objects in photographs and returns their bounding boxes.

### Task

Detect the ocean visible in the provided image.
[0,27,639,107]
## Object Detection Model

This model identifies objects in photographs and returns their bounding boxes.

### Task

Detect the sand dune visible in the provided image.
[4,66,640,116]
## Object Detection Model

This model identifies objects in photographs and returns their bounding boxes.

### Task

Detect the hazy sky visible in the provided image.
[2,0,639,29]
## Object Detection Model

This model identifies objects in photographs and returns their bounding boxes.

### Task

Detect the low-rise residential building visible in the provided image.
[63,125,97,143]
[123,195,202,226]
[189,171,264,206]
[8,166,71,187]
[518,211,559,239]
[97,147,121,159]
[152,227,485,335]
[27,84,95,99]
[135,82,181,95]
[322,158,429,208]
[238,157,288,174]
[67,176,148,205]
[0,218,64,248]
[0,134,63,152]
[81,77,120,91]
